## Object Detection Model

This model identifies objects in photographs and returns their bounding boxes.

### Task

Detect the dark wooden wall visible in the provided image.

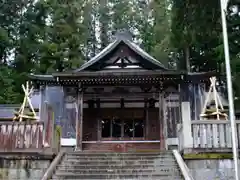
[82,108,160,151]
[147,108,160,140]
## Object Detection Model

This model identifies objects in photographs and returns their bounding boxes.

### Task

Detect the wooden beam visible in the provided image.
[82,93,159,99]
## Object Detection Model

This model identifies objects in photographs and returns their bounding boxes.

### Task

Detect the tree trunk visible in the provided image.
[184,46,190,72]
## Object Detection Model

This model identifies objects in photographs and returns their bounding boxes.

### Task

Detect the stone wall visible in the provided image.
[186,159,238,180]
[0,159,51,180]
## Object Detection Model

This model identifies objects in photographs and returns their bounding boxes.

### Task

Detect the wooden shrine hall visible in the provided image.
[29,30,215,152]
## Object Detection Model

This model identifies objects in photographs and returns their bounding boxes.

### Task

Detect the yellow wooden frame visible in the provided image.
[200,77,228,120]
[13,81,39,121]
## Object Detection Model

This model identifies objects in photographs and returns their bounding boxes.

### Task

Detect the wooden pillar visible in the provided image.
[39,85,46,145]
[97,118,101,141]
[144,98,149,140]
[159,92,165,150]
[162,93,168,150]
[96,99,101,141]
[76,85,83,151]
[158,82,167,150]
[39,85,45,121]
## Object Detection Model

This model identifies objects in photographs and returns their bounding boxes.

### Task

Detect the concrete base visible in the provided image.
[186,159,240,180]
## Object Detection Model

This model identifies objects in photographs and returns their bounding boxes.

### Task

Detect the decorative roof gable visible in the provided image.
[74,31,168,72]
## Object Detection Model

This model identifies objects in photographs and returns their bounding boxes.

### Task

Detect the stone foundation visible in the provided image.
[0,159,51,180]
[186,159,239,180]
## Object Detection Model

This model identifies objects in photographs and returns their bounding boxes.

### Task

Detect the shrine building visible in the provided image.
[29,30,215,152]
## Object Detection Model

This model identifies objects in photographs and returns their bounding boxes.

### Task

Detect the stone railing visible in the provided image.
[41,150,65,180]
[177,123,184,151]
[173,150,194,180]
[0,121,44,151]
[178,120,240,152]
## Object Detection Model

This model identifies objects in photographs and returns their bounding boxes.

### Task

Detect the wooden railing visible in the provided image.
[191,120,235,149]
[178,120,240,152]
[0,121,44,151]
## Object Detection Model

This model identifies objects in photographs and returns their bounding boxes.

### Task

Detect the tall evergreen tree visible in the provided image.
[44,0,85,72]
[98,0,110,49]
[82,0,98,59]
[225,2,240,107]
[171,0,221,72]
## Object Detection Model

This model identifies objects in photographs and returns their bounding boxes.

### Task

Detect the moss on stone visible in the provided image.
[183,153,233,159]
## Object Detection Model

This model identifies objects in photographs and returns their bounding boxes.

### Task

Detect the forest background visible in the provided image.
[0,0,240,107]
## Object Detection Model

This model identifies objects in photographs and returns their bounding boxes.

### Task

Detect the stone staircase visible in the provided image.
[51,151,184,180]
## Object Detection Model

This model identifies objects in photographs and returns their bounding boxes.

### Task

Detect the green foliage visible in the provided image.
[0,66,21,103]
[226,2,240,108]
[149,0,173,67]
[170,0,222,71]
[42,0,85,72]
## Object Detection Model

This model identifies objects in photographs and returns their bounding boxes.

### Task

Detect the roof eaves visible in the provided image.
[0,104,20,108]
[54,69,184,78]
[187,71,217,76]
[124,40,169,70]
[28,74,55,81]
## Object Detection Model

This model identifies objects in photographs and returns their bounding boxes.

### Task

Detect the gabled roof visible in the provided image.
[28,29,218,84]
[74,37,168,72]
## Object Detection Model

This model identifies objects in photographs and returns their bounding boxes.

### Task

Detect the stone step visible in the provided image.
[57,165,180,170]
[63,159,175,164]
[53,172,182,179]
[57,164,179,169]
[56,167,180,174]
[63,160,176,164]
[67,152,173,156]
[64,158,175,162]
[65,156,174,160]
[66,153,173,156]
[61,162,177,167]
[5,179,41,180]
[65,157,175,161]
[49,152,183,180]
[51,177,182,180]
[62,162,177,169]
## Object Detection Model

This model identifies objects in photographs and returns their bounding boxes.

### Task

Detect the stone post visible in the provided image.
[181,101,193,151]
